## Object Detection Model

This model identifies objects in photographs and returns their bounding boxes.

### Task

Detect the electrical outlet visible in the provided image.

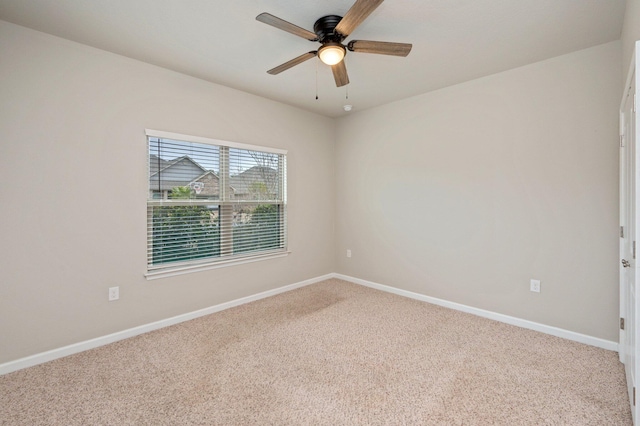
[346,249,352,258]
[530,279,541,293]
[108,286,119,301]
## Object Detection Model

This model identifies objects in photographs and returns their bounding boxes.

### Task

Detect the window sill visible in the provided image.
[145,251,291,280]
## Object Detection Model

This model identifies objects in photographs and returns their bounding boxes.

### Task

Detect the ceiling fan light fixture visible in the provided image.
[318,43,346,65]
[257,1,412,87]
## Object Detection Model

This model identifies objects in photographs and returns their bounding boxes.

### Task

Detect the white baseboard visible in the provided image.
[332,273,619,352]
[1,272,618,375]
[0,273,333,376]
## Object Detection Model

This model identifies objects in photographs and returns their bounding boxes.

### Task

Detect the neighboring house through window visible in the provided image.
[146,130,287,277]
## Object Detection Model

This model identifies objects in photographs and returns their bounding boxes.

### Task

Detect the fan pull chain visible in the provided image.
[315,57,319,100]
[344,56,349,100]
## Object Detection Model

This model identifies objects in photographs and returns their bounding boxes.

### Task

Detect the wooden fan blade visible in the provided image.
[256,13,318,41]
[347,40,412,57]
[331,61,350,87]
[335,0,384,37]
[267,51,317,75]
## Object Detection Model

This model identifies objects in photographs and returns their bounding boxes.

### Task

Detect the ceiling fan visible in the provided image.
[256,0,412,87]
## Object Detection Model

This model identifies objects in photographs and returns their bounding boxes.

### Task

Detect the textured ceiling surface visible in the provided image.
[0,0,626,117]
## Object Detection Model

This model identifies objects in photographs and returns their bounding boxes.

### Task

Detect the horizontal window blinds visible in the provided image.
[147,131,287,272]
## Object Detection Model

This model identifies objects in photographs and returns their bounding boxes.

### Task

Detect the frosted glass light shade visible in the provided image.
[318,44,345,65]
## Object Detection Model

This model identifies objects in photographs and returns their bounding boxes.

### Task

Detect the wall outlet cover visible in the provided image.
[108,286,120,301]
[530,279,541,293]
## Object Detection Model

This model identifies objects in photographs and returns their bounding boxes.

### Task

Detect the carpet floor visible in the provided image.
[0,279,632,425]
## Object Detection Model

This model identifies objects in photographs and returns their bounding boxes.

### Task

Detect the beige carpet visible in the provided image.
[0,279,632,425]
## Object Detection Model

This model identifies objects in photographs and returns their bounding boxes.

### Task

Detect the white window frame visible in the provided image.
[145,129,288,279]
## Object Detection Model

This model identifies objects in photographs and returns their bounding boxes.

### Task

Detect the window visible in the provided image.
[146,130,287,277]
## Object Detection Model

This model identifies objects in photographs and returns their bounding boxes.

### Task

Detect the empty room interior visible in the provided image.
[2,0,640,424]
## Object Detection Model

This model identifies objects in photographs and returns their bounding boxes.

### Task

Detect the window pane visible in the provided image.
[229,148,282,201]
[149,205,220,266]
[232,203,283,255]
[149,137,220,201]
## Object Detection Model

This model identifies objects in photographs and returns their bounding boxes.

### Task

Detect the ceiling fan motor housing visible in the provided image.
[313,15,345,43]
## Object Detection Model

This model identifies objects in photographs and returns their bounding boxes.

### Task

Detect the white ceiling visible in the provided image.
[0,0,626,118]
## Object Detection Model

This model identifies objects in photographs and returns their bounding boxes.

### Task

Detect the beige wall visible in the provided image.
[0,21,336,363]
[622,0,640,83]
[335,42,622,341]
